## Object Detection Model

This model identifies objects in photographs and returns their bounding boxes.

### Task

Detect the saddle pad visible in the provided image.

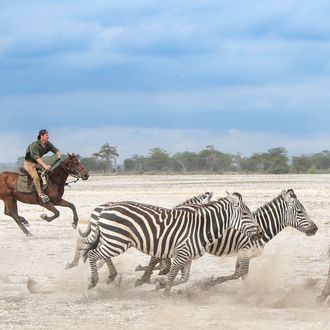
[17,175,33,193]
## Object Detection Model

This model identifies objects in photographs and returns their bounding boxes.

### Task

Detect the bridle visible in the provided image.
[49,158,82,185]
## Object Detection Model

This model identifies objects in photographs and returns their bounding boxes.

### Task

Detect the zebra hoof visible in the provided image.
[135,265,145,271]
[135,278,145,287]
[65,262,75,270]
[88,277,99,289]
[317,293,328,303]
[155,280,166,290]
[163,287,171,296]
[106,274,117,285]
[158,269,169,275]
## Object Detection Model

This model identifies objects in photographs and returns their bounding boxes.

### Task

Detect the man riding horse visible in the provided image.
[24,129,61,203]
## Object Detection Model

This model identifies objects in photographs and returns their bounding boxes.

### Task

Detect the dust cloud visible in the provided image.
[0,174,329,329]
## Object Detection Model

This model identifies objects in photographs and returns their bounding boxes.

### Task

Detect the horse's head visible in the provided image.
[62,153,89,180]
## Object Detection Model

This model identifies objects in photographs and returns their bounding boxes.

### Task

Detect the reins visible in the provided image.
[48,158,81,186]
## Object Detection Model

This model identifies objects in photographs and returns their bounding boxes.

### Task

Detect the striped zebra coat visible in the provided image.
[138,189,318,288]
[80,193,262,294]
[66,192,213,270]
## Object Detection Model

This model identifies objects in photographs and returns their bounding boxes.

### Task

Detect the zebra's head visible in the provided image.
[227,192,263,241]
[281,189,318,236]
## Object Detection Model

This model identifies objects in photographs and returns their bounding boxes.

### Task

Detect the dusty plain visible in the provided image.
[0,174,329,329]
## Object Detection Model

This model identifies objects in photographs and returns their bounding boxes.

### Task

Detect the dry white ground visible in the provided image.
[0,174,329,330]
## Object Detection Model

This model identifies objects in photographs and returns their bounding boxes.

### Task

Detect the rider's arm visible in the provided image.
[35,157,51,171]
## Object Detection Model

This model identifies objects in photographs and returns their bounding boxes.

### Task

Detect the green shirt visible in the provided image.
[25,140,59,163]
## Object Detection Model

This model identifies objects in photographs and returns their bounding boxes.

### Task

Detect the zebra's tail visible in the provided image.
[80,227,100,263]
[78,223,91,237]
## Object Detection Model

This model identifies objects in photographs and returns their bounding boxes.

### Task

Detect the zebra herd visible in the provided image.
[66,189,329,299]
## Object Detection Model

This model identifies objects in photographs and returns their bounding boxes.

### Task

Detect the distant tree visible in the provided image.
[173,151,203,172]
[311,150,330,170]
[93,143,119,173]
[123,155,146,173]
[80,157,107,172]
[145,148,171,172]
[291,155,313,173]
[239,153,264,172]
[263,147,289,174]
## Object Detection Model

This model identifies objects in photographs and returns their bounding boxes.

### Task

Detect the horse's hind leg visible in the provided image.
[4,198,31,236]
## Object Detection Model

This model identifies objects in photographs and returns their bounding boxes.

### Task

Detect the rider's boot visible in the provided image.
[39,193,50,203]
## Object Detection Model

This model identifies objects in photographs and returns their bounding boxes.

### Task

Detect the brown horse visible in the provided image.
[0,153,89,236]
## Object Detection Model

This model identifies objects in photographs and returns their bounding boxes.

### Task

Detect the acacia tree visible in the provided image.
[93,143,119,173]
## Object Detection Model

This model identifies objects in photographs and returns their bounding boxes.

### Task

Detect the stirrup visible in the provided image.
[40,194,50,203]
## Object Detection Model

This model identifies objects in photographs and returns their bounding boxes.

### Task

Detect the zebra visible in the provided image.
[65,192,213,270]
[80,192,263,294]
[319,247,330,302]
[137,189,318,288]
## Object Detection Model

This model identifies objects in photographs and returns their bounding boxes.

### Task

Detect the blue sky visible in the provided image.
[1,0,330,163]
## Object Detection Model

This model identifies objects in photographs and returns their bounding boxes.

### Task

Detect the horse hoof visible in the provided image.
[40,213,47,220]
[135,265,144,271]
[26,232,33,237]
[72,223,77,229]
[21,220,30,227]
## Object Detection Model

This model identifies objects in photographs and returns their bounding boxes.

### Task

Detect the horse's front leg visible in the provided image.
[39,202,60,222]
[53,199,78,229]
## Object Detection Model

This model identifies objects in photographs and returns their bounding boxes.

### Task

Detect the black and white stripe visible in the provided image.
[80,193,261,294]
[66,192,213,270]
[145,189,318,287]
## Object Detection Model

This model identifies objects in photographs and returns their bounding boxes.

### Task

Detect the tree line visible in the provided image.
[15,143,330,174]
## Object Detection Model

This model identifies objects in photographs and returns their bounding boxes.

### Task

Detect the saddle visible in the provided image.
[16,167,48,194]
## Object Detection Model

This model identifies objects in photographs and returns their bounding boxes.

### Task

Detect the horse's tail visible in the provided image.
[80,227,100,263]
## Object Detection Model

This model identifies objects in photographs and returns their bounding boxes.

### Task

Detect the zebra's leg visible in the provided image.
[157,260,192,287]
[104,259,118,284]
[319,263,330,302]
[65,239,82,270]
[210,253,251,286]
[135,256,160,287]
[135,260,162,272]
[158,258,171,275]
[157,249,189,295]
[86,248,104,289]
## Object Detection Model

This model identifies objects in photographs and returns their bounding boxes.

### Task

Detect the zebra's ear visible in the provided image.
[227,192,240,207]
[282,190,294,204]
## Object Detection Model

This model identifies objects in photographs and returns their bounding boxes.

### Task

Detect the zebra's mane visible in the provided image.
[253,193,285,215]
